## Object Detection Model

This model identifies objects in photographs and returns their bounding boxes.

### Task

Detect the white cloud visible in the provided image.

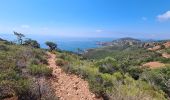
[96,29,103,33]
[157,11,170,22]
[21,25,30,28]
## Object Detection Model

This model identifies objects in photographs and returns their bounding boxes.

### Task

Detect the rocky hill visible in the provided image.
[96,37,142,47]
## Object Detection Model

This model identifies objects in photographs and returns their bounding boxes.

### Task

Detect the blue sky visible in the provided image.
[0,0,170,39]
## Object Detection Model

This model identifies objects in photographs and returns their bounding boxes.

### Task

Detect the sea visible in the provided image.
[0,34,114,52]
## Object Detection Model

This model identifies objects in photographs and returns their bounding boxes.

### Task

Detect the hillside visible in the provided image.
[0,39,57,100]
[1,36,170,100]
[0,35,102,100]
[83,38,170,99]
[96,37,142,47]
[55,49,167,100]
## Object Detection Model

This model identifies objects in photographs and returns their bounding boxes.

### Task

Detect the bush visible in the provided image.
[23,39,40,48]
[29,58,41,65]
[127,66,144,80]
[95,57,118,74]
[0,80,15,99]
[38,56,48,65]
[108,75,166,100]
[14,78,58,100]
[14,79,31,99]
[45,41,57,51]
[55,59,66,66]
[141,67,170,97]
[163,48,170,54]
[0,44,9,51]
[28,65,52,77]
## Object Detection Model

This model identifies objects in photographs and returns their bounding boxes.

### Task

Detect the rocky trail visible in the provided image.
[47,52,102,100]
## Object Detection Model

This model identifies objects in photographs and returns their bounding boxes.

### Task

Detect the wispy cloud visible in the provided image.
[21,25,30,28]
[96,29,103,33]
[157,11,170,22]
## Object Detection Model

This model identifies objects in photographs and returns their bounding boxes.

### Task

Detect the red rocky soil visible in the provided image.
[143,61,165,69]
[162,53,170,58]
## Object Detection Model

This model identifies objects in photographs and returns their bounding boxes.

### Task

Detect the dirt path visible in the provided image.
[47,52,102,100]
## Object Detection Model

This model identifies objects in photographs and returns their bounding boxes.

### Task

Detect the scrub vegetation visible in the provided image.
[0,33,57,100]
[1,33,170,100]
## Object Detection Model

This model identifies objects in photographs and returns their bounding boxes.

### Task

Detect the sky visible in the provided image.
[0,0,170,39]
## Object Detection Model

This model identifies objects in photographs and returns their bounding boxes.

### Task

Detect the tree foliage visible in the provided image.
[45,41,57,51]
[13,31,25,45]
[23,39,40,48]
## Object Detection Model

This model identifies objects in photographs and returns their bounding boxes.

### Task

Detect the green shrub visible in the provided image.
[162,48,170,54]
[0,80,16,99]
[95,57,118,74]
[45,41,57,51]
[23,39,40,48]
[0,44,9,51]
[28,65,52,77]
[127,66,144,80]
[141,67,170,97]
[29,58,40,65]
[58,53,65,59]
[55,59,65,66]
[14,79,31,98]
[108,75,166,100]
